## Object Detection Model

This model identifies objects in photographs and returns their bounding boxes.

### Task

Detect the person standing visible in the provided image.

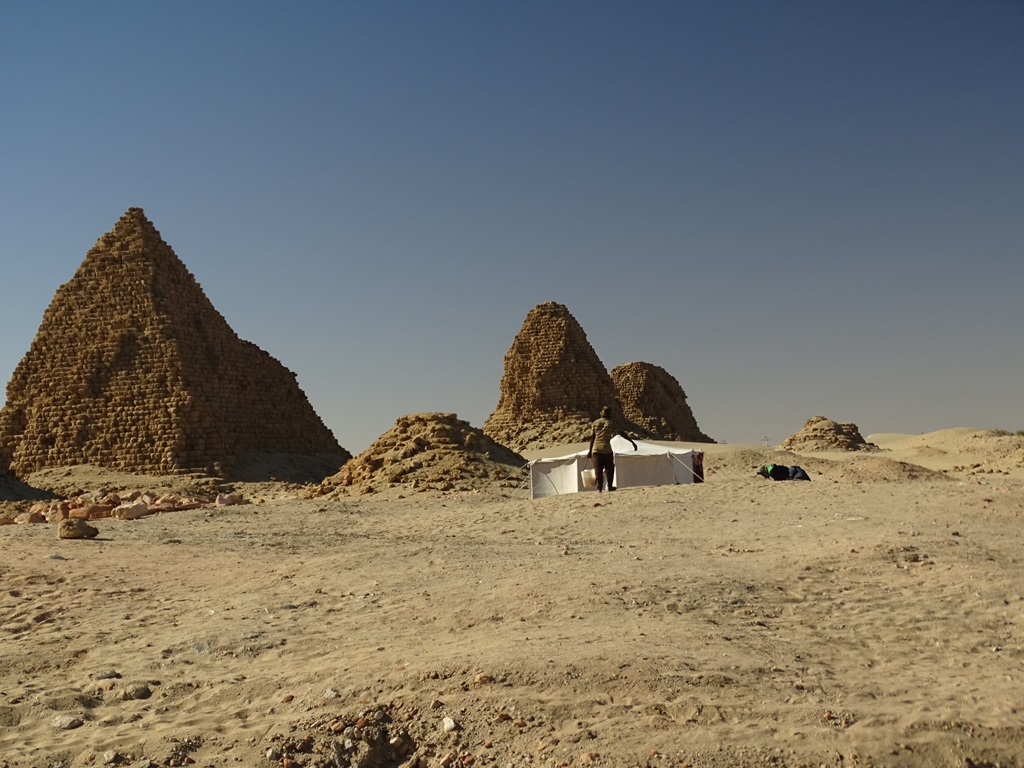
[587,406,637,492]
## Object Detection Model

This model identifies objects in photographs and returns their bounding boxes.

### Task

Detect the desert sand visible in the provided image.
[2,428,1023,768]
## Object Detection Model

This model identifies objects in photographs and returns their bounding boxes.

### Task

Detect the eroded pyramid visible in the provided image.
[780,416,878,452]
[611,362,713,443]
[0,208,349,478]
[310,412,526,496]
[483,302,630,451]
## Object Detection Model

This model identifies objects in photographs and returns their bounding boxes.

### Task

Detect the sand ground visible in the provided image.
[1,429,1023,768]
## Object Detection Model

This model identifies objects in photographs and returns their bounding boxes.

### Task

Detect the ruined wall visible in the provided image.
[611,362,713,443]
[0,208,348,477]
[482,302,629,452]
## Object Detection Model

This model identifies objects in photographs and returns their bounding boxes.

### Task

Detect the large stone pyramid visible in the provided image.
[610,362,713,443]
[0,208,349,478]
[483,302,630,452]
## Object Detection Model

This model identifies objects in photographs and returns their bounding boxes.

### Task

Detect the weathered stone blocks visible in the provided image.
[0,208,349,478]
[483,302,712,452]
[611,361,712,443]
[483,303,626,451]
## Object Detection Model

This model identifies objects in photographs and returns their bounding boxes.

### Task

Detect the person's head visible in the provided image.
[757,465,770,478]
[600,406,610,417]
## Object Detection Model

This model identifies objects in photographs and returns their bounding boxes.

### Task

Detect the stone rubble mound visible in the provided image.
[610,361,713,442]
[0,207,348,480]
[312,413,527,496]
[482,302,634,452]
[946,430,1024,476]
[0,488,248,526]
[780,416,879,452]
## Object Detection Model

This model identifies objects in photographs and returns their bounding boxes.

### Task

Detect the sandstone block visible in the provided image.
[113,500,151,520]
[58,519,99,539]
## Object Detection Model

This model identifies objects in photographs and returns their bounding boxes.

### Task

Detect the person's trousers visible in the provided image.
[594,452,615,491]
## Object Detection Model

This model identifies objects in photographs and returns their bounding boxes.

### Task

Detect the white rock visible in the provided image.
[52,713,82,730]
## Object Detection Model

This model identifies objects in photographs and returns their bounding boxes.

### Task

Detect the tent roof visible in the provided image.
[529,437,697,464]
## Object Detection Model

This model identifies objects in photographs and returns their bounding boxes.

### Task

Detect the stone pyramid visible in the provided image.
[780,416,878,452]
[0,208,349,478]
[483,302,631,452]
[610,361,713,443]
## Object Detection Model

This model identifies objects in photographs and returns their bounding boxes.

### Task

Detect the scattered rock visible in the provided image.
[113,500,151,520]
[52,713,83,730]
[119,683,152,701]
[15,510,47,524]
[58,519,99,539]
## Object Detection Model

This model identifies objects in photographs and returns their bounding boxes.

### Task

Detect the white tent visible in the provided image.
[529,436,704,499]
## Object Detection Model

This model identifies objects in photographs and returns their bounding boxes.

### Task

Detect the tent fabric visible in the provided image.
[529,437,702,499]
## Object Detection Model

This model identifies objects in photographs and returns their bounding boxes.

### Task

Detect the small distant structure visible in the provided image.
[780,416,879,452]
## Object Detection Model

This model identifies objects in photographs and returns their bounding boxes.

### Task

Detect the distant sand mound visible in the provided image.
[705,445,946,483]
[312,413,527,496]
[829,457,950,483]
[863,428,1024,478]
[781,416,879,452]
[611,361,713,442]
[939,429,1024,476]
[483,302,629,452]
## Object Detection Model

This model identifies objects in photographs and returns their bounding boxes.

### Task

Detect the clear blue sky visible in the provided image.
[2,1,1022,453]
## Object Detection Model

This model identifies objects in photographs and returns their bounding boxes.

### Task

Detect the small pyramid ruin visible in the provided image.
[310,413,526,496]
[482,302,630,452]
[610,362,713,442]
[780,416,878,452]
[0,208,349,479]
